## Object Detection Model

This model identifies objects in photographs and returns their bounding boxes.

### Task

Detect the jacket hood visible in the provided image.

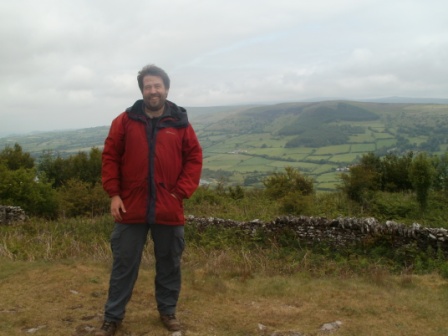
[126,99,189,128]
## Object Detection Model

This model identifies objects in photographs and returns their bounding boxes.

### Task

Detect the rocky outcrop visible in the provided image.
[0,206,27,225]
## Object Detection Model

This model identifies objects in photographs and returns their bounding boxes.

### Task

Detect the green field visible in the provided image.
[312,164,337,175]
[350,143,376,152]
[329,153,359,163]
[349,132,376,143]
[2,100,448,191]
[314,145,351,155]
[305,155,332,162]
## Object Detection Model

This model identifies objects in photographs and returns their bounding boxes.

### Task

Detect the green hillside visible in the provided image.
[1,101,448,191]
[193,101,448,190]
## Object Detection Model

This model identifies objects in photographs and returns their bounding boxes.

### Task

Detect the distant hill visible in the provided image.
[0,126,110,158]
[189,100,448,190]
[296,96,448,104]
[1,100,448,191]
[358,96,448,104]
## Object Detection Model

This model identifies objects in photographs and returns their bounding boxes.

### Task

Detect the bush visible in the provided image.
[263,167,314,216]
[57,178,109,217]
[369,191,417,221]
[0,164,58,218]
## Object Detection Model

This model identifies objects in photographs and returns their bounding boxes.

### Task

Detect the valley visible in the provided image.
[1,100,447,191]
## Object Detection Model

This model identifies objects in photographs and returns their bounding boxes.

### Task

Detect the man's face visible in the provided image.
[142,75,169,112]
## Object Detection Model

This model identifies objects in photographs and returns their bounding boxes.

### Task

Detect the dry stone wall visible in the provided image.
[187,215,448,255]
[1,206,447,256]
[0,206,27,225]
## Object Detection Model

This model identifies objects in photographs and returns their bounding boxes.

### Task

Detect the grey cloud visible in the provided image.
[0,0,447,136]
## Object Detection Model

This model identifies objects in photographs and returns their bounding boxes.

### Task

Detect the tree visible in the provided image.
[339,151,416,203]
[381,152,414,192]
[87,147,102,185]
[338,152,381,204]
[409,152,435,212]
[339,164,379,204]
[38,151,71,188]
[0,143,34,170]
[38,147,103,188]
[359,152,382,172]
[432,152,448,195]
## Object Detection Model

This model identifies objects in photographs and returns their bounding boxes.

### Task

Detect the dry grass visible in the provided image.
[1,217,447,335]
[1,254,448,336]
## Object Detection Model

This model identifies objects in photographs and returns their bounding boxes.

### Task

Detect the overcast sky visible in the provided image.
[1,0,447,136]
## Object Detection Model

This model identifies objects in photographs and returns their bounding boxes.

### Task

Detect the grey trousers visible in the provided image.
[103,223,185,322]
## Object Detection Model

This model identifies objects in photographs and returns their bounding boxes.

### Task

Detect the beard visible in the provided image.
[144,94,167,112]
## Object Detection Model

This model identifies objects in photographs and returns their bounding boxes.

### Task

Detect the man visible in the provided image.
[96,64,202,335]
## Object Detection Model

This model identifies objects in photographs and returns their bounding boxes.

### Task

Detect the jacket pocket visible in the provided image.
[156,183,184,224]
[121,184,147,222]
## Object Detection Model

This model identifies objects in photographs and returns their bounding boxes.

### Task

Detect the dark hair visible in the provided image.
[137,64,170,91]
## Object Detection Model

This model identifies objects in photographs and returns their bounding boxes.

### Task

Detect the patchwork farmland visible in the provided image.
[193,101,448,190]
[1,100,447,191]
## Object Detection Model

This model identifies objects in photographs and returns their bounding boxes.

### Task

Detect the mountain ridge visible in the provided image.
[1,97,447,138]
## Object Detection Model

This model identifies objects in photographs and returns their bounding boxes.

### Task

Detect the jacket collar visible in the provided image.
[126,99,189,128]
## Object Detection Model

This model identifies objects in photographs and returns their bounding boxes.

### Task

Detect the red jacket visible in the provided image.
[102,100,202,225]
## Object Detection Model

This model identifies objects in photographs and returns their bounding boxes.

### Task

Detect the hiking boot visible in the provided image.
[160,314,181,331]
[95,320,121,336]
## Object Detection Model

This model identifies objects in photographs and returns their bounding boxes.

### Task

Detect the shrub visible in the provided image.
[0,164,58,218]
[57,178,109,217]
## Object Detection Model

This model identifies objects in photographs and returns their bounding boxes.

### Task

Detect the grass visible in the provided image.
[350,143,376,153]
[311,164,336,175]
[1,216,448,335]
[1,253,447,335]
[348,133,376,143]
[329,153,359,163]
[267,161,318,171]
[314,145,351,155]
[376,138,397,148]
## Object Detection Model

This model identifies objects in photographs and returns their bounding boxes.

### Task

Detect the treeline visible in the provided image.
[0,143,109,218]
[339,151,448,212]
[1,143,448,228]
